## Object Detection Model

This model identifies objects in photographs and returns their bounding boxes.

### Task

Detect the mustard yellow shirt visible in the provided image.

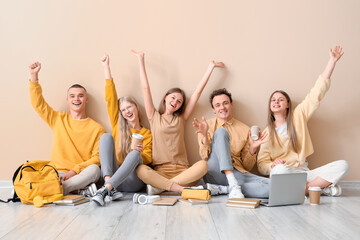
[257,75,331,175]
[198,118,256,173]
[105,79,152,165]
[29,81,105,174]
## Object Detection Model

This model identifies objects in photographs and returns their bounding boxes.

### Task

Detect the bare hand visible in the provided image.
[211,60,225,68]
[101,53,110,66]
[135,142,144,152]
[28,62,41,75]
[192,117,209,136]
[249,130,268,153]
[329,46,344,63]
[271,158,286,168]
[62,170,77,181]
[131,49,144,59]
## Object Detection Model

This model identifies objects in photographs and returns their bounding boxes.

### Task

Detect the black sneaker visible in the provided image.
[92,186,109,206]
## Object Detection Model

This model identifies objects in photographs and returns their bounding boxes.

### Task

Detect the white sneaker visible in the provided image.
[228,184,245,199]
[206,183,228,196]
[189,185,204,190]
[322,184,342,197]
[79,183,97,197]
[146,185,164,196]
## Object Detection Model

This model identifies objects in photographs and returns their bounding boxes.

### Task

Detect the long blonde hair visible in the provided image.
[118,96,142,161]
[268,90,298,153]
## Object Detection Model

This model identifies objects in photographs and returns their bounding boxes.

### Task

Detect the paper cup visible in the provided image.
[250,126,260,140]
[131,133,144,150]
[308,186,321,205]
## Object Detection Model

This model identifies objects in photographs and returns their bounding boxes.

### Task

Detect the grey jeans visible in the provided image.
[203,128,270,198]
[99,133,145,192]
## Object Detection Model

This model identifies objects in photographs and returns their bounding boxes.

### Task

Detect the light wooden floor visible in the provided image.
[0,183,359,240]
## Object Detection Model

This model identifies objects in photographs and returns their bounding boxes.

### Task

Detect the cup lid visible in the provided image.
[132,133,144,139]
[308,186,321,191]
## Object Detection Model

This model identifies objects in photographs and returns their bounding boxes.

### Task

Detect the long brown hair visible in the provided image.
[158,88,186,116]
[268,90,298,153]
[118,96,142,161]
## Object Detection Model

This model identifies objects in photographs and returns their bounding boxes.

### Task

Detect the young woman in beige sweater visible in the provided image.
[257,46,349,196]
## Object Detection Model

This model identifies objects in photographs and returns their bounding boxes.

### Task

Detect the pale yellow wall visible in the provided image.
[1,0,359,180]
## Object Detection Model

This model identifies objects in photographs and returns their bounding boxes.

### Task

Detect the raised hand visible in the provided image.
[322,45,344,79]
[329,46,344,63]
[101,53,110,66]
[131,49,144,59]
[249,130,268,155]
[101,53,112,79]
[211,60,225,68]
[28,62,41,81]
[192,116,209,136]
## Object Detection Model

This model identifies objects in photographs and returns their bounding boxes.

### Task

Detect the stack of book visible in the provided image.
[226,198,261,209]
[53,195,89,206]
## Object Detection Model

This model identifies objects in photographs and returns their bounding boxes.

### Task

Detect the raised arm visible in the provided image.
[131,50,155,119]
[101,53,113,79]
[321,46,344,79]
[183,61,224,120]
[101,54,119,128]
[28,62,58,128]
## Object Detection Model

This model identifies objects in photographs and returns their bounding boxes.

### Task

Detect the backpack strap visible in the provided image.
[0,164,23,203]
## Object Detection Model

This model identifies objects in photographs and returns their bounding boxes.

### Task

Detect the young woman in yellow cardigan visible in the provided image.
[257,46,349,196]
[92,54,152,206]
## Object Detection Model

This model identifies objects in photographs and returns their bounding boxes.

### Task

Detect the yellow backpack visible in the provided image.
[12,160,63,206]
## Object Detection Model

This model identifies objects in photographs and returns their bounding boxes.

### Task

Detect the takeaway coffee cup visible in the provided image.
[250,126,261,140]
[131,133,144,150]
[133,193,160,205]
[308,186,321,205]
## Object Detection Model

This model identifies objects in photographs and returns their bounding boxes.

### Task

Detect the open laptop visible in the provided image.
[261,172,307,207]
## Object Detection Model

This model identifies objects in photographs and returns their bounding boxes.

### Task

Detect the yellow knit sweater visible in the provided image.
[105,79,152,165]
[29,81,105,173]
[257,75,331,175]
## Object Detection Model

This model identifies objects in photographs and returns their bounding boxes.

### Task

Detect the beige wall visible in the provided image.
[1,0,359,180]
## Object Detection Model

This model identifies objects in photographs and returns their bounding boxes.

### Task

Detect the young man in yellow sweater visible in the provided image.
[193,89,270,198]
[28,62,105,195]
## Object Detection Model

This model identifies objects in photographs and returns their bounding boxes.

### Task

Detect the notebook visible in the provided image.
[261,172,307,207]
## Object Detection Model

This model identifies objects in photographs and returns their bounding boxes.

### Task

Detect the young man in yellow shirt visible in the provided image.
[193,89,269,198]
[28,62,105,195]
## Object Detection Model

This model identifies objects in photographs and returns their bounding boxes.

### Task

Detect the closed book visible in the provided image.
[228,198,261,205]
[55,198,90,206]
[179,199,208,205]
[53,195,86,204]
[226,201,260,209]
[152,197,178,206]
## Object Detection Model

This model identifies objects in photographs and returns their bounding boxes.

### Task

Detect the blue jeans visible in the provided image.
[203,128,269,198]
[99,133,144,192]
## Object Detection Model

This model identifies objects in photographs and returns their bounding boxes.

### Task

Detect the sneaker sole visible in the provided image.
[92,197,105,206]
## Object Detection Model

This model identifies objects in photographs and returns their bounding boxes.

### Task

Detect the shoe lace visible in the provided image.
[97,187,109,198]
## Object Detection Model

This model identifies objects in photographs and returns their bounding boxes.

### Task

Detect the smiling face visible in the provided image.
[67,87,88,114]
[120,101,139,124]
[270,92,289,115]
[212,94,233,122]
[164,92,184,115]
